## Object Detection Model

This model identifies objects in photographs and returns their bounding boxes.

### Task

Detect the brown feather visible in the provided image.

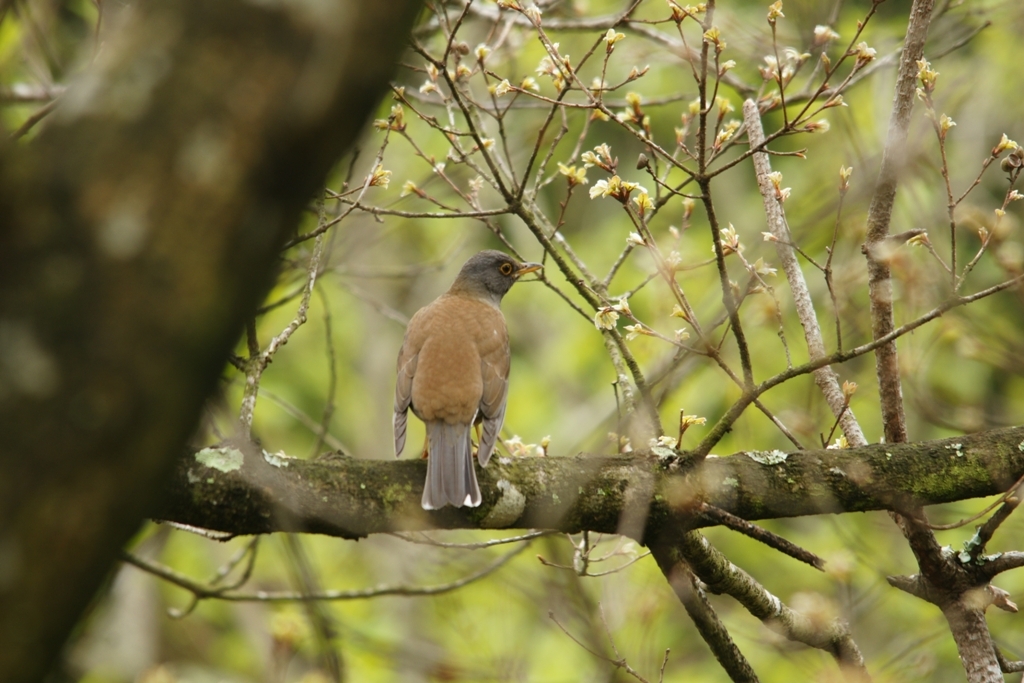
[393,250,539,509]
[406,293,508,426]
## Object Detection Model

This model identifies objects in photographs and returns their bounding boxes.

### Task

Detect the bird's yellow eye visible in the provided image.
[500,262,514,275]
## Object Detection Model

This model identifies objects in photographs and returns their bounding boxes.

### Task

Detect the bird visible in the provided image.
[393,250,541,509]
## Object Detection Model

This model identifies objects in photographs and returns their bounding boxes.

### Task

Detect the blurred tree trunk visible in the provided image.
[0,2,419,681]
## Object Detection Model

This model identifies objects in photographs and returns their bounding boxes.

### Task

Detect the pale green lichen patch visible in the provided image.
[481,479,526,528]
[263,450,293,468]
[195,446,243,473]
[746,449,788,465]
[945,443,965,458]
[722,477,739,488]
[651,446,676,459]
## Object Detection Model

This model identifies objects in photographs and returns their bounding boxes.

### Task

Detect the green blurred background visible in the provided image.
[6,0,1024,681]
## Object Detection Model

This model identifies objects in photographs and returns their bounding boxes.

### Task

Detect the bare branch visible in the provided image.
[160,427,1024,539]
[660,530,870,680]
[743,99,866,448]
[698,503,825,570]
[239,226,326,435]
[121,538,531,603]
[389,530,554,549]
[650,554,759,683]
[863,0,935,445]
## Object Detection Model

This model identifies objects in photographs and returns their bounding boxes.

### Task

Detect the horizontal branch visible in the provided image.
[158,426,1024,540]
[120,541,529,602]
[337,200,512,219]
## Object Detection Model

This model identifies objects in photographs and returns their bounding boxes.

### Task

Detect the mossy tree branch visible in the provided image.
[159,425,1024,539]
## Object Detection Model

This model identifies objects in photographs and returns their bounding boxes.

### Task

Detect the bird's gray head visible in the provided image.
[449,250,542,304]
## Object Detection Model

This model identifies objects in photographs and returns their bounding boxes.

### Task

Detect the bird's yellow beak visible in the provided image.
[515,262,543,278]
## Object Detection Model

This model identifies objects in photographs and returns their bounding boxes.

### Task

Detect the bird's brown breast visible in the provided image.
[402,293,509,425]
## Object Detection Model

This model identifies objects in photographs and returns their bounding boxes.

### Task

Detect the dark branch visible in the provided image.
[158,426,1024,540]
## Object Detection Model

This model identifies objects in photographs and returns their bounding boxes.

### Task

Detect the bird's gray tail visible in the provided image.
[422,421,481,509]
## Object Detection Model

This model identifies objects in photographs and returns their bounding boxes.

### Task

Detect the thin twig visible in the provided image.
[744,99,867,448]
[313,287,338,457]
[281,533,344,679]
[239,201,327,434]
[10,96,58,140]
[389,529,553,549]
[698,503,825,570]
[261,388,350,453]
[549,609,656,683]
[968,495,1021,562]
[922,472,1024,532]
[120,539,531,603]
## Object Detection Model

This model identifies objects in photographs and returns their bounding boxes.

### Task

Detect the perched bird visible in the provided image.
[394,250,541,509]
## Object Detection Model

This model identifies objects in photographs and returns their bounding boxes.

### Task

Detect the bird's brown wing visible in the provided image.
[476,308,509,467]
[393,313,424,457]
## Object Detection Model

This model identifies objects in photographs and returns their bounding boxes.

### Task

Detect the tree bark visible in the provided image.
[158,427,1024,538]
[942,601,1003,683]
[649,543,760,683]
[0,2,420,681]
